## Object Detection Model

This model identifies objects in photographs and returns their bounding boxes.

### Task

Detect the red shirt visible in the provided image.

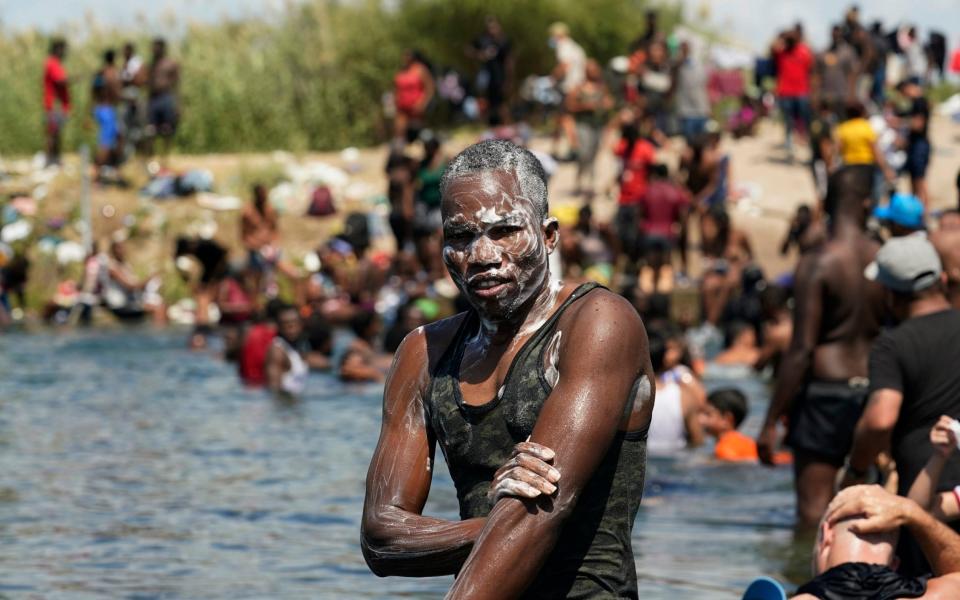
[615,138,656,206]
[239,323,276,386]
[43,56,70,112]
[638,180,690,238]
[774,43,812,97]
[394,64,426,114]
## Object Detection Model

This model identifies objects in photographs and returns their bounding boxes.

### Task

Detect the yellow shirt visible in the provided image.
[836,117,877,165]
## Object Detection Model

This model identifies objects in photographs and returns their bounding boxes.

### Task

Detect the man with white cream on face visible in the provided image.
[361,139,654,599]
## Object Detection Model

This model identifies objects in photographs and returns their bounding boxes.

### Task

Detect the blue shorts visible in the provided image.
[94,105,119,150]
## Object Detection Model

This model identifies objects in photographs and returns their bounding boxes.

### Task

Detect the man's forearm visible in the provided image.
[848,423,890,474]
[362,507,484,577]
[445,497,570,599]
[907,502,960,576]
[907,455,947,510]
[764,349,810,426]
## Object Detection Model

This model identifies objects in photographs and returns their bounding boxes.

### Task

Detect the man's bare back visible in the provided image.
[805,234,882,380]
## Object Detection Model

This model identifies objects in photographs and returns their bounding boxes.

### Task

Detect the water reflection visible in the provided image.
[0,331,807,598]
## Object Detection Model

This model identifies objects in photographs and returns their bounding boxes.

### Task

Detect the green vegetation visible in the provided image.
[0,0,671,155]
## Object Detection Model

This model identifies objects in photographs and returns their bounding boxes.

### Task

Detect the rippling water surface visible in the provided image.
[0,330,803,598]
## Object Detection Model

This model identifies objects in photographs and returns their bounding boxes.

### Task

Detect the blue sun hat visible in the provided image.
[873,193,925,230]
[742,576,787,600]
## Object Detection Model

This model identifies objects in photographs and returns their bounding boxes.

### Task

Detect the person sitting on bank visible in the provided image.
[100,239,166,324]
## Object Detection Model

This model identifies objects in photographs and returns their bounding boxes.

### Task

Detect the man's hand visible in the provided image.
[757,422,780,466]
[825,484,916,535]
[931,415,959,459]
[488,441,561,504]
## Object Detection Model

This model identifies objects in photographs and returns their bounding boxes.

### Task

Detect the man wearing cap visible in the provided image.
[842,234,960,576]
[874,192,925,237]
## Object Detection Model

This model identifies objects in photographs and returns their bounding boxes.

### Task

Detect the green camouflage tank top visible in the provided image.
[425,282,648,599]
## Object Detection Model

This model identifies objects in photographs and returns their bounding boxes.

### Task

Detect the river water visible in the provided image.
[0,330,806,598]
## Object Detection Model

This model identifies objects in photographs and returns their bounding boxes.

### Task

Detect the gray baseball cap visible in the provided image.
[864,234,943,293]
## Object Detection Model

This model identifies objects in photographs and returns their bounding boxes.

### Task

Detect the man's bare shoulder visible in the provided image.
[559,287,644,345]
[931,228,960,254]
[396,312,471,371]
[922,573,960,599]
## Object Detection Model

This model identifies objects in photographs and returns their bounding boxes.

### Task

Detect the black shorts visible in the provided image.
[786,380,869,466]
[644,235,673,256]
[905,139,931,180]
[148,93,178,137]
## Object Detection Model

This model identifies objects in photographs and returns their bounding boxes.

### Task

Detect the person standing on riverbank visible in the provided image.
[469,16,513,127]
[772,29,813,154]
[91,48,122,180]
[145,38,179,160]
[43,38,70,167]
[120,42,145,157]
[362,140,654,598]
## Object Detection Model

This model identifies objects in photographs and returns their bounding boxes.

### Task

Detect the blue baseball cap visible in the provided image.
[873,193,925,229]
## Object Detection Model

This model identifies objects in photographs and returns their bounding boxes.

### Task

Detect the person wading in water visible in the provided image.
[361,140,654,599]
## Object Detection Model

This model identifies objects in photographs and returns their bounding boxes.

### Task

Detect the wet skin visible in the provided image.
[758,181,884,527]
[931,228,960,310]
[361,168,654,598]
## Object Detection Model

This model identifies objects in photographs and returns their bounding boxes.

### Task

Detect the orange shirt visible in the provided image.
[715,431,792,464]
[715,430,758,462]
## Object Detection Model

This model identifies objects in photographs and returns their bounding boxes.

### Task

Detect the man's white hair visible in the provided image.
[440,140,549,220]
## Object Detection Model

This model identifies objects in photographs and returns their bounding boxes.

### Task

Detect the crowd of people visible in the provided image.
[42,36,180,177]
[7,5,960,597]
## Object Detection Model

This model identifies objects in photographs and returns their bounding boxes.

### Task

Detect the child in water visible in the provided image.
[700,388,791,464]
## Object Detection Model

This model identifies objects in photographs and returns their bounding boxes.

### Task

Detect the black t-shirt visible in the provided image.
[870,309,960,576]
[901,97,930,143]
[472,33,511,86]
[870,309,960,494]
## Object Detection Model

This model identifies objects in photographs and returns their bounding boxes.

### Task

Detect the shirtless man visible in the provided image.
[91,49,122,178]
[931,210,960,310]
[145,38,179,158]
[757,165,884,527]
[361,140,654,598]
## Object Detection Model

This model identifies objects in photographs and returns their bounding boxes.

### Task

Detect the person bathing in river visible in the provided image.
[361,140,654,598]
[265,303,308,398]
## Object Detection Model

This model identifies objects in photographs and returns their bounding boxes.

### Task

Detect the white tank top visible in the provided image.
[647,379,687,455]
[274,337,309,396]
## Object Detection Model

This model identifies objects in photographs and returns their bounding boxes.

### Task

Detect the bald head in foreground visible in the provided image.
[792,485,960,599]
[361,140,655,599]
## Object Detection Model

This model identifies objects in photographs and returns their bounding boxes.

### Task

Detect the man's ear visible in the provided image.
[543,217,560,254]
[820,521,834,552]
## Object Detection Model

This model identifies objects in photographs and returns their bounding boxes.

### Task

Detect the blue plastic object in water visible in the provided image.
[742,576,787,600]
